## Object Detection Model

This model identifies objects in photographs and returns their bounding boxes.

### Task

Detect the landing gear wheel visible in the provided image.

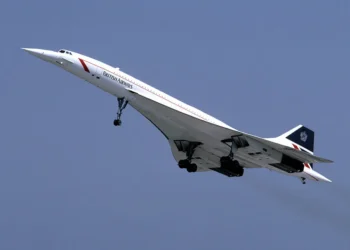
[178,159,190,169]
[236,167,244,177]
[186,163,197,173]
[220,155,244,177]
[232,160,240,168]
[113,97,128,126]
[113,119,122,126]
[178,141,201,173]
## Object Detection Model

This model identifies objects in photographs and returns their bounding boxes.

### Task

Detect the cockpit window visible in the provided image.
[58,49,72,55]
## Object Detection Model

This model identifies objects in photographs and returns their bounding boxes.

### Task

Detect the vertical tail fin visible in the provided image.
[279,125,315,169]
[280,125,315,153]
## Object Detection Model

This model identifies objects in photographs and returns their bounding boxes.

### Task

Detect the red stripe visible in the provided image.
[79,58,90,73]
[303,163,311,169]
[293,143,311,169]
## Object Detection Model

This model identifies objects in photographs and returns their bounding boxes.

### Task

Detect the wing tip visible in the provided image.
[324,159,334,163]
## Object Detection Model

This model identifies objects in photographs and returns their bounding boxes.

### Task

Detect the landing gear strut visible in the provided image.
[113,97,128,126]
[178,142,201,173]
[300,177,306,184]
[221,136,237,164]
[220,137,244,177]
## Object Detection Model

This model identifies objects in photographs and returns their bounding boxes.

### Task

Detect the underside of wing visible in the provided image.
[131,98,193,141]
[129,91,242,144]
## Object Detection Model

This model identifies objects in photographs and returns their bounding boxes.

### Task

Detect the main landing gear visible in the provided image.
[113,97,128,126]
[178,142,201,173]
[300,177,306,185]
[220,137,244,177]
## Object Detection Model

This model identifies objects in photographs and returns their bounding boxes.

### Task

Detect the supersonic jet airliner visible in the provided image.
[22,48,333,184]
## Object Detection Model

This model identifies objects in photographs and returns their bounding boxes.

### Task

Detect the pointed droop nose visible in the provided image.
[22,48,58,63]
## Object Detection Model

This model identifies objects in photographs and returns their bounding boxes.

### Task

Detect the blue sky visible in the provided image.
[1,0,349,249]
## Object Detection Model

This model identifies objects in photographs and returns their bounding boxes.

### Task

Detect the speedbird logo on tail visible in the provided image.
[300,131,308,142]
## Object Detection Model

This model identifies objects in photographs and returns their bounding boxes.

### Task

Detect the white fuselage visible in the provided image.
[65,51,233,130]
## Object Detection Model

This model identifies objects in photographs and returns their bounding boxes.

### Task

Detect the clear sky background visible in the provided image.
[1,0,349,249]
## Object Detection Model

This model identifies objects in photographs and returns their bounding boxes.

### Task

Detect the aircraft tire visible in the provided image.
[232,160,240,168]
[236,167,244,177]
[186,163,197,173]
[178,159,190,169]
[113,119,121,126]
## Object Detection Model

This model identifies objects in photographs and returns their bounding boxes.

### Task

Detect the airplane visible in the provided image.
[22,48,333,184]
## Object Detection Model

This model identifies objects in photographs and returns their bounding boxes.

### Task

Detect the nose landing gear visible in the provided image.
[113,97,128,126]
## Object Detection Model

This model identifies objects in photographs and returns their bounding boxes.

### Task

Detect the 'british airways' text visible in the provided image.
[103,71,133,89]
